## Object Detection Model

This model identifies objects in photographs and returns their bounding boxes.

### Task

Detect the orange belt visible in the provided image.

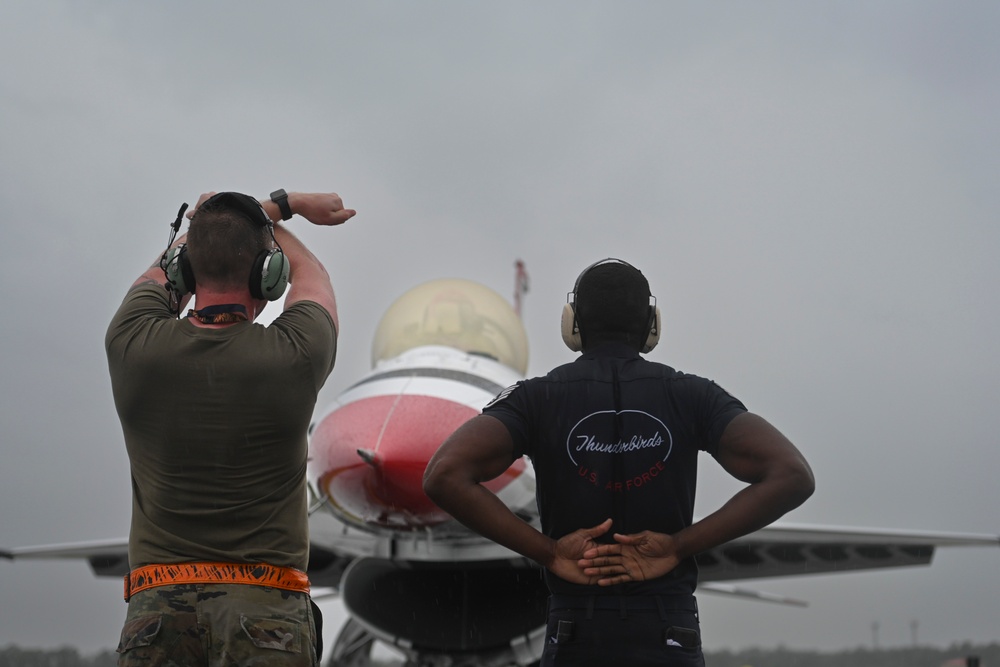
[124,562,310,601]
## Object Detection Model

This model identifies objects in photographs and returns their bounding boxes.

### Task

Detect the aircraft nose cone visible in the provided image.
[310,394,479,528]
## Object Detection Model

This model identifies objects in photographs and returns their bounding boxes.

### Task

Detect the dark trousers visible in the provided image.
[541,595,705,667]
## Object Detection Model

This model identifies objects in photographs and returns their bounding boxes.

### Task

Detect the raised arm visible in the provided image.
[260,191,356,228]
[125,230,194,313]
[270,223,337,324]
[424,415,612,584]
[130,247,178,291]
[582,412,815,585]
[259,191,355,331]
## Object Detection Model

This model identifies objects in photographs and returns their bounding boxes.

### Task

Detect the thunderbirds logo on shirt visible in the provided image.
[566,409,673,492]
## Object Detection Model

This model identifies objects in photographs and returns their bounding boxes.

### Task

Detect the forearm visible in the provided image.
[424,415,563,567]
[428,476,555,566]
[131,258,166,289]
[261,191,356,227]
[674,466,814,560]
[260,194,290,225]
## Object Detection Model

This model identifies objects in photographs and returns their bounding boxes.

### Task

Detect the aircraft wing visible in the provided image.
[696,522,1000,583]
[4,523,996,584]
[2,538,130,577]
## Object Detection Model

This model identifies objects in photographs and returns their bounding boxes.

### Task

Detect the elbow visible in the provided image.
[422,466,439,501]
[788,461,816,508]
[762,457,815,514]
[422,461,450,506]
[423,459,478,514]
[422,478,440,505]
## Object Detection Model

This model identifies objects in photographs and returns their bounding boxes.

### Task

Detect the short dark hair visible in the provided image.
[185,193,271,290]
[574,260,652,348]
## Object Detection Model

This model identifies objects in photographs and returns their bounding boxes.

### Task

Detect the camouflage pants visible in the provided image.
[117,584,319,667]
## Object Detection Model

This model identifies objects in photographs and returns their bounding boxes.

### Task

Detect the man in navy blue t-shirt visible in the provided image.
[424,259,815,666]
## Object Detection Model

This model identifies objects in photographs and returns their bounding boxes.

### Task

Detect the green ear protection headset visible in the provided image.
[160,192,290,303]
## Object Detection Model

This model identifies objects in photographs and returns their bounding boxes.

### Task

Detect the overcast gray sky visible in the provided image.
[1,0,998,656]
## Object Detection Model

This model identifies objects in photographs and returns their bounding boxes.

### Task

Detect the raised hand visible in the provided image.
[186,192,218,218]
[289,192,356,226]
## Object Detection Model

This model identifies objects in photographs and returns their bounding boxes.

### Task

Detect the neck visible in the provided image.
[582,334,639,352]
[186,288,261,327]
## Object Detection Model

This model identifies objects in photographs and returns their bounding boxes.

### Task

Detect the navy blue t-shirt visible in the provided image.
[483,343,746,596]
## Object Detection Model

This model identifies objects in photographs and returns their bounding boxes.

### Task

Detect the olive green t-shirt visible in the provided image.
[105,284,336,571]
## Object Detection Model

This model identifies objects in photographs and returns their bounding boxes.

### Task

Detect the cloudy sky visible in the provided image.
[2,0,998,657]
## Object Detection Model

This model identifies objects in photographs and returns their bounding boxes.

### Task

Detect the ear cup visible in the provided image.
[642,307,662,354]
[561,302,582,352]
[162,244,196,296]
[250,249,289,301]
[563,258,661,353]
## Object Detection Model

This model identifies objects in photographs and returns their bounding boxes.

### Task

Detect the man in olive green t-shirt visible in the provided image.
[106,190,356,666]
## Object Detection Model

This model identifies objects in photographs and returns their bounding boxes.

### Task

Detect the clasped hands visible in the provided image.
[549,519,681,587]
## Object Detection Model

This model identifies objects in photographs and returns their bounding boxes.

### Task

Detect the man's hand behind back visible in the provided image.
[578,530,680,586]
[546,519,614,586]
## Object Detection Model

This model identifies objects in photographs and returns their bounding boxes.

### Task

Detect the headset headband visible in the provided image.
[194,192,274,228]
[569,258,644,302]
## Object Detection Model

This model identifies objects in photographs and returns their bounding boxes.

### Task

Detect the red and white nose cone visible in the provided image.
[311,391,526,529]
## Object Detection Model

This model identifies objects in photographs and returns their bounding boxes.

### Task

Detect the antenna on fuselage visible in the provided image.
[513,259,529,317]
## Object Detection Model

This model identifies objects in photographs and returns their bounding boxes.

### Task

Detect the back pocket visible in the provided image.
[240,615,303,654]
[117,614,162,653]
